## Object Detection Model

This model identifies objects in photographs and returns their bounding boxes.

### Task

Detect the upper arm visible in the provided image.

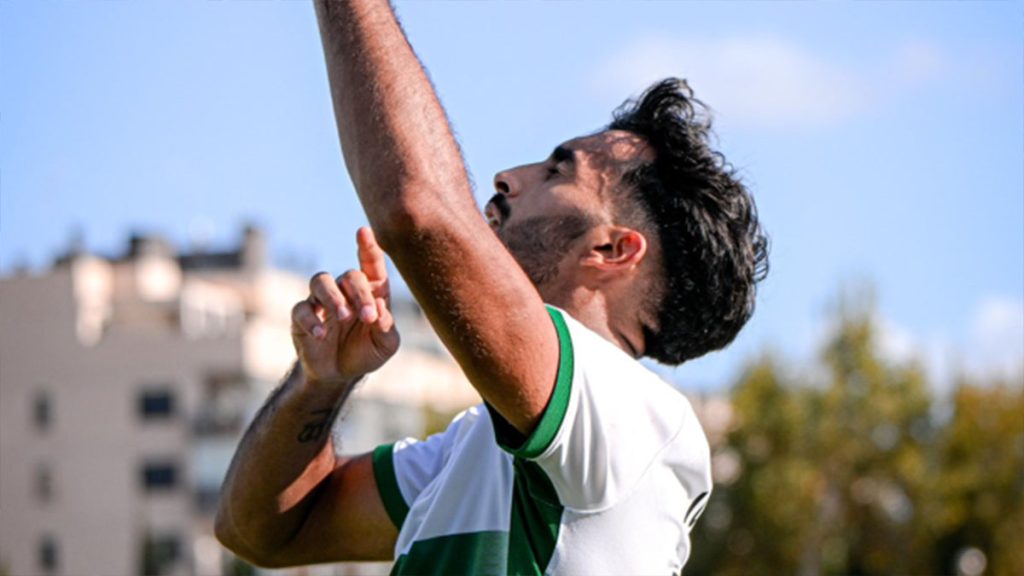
[378,211,559,436]
[509,322,709,514]
[267,452,397,565]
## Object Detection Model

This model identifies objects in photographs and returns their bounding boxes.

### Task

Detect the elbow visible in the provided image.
[214,506,288,569]
[213,507,250,563]
[364,179,476,252]
[213,504,234,549]
[369,197,448,253]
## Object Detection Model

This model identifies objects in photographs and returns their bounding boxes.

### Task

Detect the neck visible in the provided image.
[544,287,644,359]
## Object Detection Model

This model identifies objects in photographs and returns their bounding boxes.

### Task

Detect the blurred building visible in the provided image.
[0,227,479,576]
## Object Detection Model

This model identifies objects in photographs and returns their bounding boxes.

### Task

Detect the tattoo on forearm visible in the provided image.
[297,407,337,443]
[295,374,360,444]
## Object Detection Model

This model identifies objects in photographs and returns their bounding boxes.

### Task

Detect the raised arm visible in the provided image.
[314,0,558,435]
[215,229,400,566]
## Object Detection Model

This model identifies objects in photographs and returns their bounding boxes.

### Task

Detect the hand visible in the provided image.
[291,227,400,385]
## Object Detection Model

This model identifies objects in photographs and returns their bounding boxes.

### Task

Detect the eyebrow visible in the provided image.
[551,145,576,167]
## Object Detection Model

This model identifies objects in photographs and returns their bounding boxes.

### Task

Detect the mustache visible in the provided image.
[487,193,511,222]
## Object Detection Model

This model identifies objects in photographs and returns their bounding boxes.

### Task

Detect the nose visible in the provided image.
[493,169,518,198]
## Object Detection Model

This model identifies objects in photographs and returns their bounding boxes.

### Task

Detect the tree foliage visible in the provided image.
[686,295,1023,575]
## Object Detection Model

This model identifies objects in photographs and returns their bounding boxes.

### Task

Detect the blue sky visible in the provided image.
[2,0,1021,392]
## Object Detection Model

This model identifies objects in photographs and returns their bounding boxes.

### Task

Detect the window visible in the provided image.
[141,533,181,576]
[138,389,176,420]
[141,462,178,492]
[34,390,51,431]
[39,535,58,574]
[35,464,53,503]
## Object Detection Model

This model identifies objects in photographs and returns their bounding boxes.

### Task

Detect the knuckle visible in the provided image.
[309,271,331,288]
[340,269,365,285]
[315,283,339,301]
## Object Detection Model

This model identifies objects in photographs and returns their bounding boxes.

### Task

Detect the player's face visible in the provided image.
[485,130,653,287]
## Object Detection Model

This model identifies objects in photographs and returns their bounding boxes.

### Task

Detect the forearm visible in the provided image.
[215,363,357,563]
[313,1,557,434]
[314,0,477,234]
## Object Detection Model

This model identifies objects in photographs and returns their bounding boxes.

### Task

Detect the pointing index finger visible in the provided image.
[357,227,388,283]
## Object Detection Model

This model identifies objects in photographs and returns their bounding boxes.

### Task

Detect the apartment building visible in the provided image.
[0,227,478,576]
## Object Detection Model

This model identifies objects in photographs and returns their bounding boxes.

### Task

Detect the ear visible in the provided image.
[580,226,648,274]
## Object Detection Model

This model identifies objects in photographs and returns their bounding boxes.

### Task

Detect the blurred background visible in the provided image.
[1,1,1020,575]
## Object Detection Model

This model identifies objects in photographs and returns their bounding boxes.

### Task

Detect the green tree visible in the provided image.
[688,290,1023,575]
[930,381,1024,575]
[812,299,934,575]
[691,356,823,576]
[689,292,935,575]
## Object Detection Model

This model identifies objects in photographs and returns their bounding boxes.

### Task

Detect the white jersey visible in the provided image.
[371,306,712,574]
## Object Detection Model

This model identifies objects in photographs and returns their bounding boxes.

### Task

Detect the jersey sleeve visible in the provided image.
[371,410,470,529]
[489,306,711,513]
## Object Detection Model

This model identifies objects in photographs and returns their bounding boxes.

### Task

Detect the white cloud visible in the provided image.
[590,36,945,129]
[965,296,1024,382]
[877,297,1023,393]
[877,316,918,365]
[802,295,1022,396]
[877,320,964,396]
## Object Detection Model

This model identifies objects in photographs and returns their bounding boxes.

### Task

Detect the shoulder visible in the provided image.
[529,307,709,513]
[557,306,707,468]
[553,307,686,409]
[549,306,702,461]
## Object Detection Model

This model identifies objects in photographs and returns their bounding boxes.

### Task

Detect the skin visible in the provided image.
[215,0,659,567]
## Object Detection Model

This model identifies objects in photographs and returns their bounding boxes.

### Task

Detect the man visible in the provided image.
[215,0,768,573]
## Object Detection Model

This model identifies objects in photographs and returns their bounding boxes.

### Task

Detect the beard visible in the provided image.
[497,213,594,288]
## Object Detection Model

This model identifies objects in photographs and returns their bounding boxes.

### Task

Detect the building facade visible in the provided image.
[0,227,478,576]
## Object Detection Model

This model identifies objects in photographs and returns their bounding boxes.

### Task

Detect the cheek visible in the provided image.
[543,190,594,216]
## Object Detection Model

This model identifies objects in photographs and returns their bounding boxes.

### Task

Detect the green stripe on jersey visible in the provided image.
[390,461,565,575]
[392,531,509,575]
[509,306,575,459]
[372,443,409,529]
[390,307,572,573]
[508,457,565,574]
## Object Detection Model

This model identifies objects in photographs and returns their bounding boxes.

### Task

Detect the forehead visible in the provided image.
[562,130,654,170]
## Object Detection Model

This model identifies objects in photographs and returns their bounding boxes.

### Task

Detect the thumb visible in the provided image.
[372,297,395,335]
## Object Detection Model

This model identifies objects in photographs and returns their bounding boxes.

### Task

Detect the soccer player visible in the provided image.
[215,0,768,573]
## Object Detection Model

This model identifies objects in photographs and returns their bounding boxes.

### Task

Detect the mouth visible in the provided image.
[484,203,502,230]
[485,194,511,230]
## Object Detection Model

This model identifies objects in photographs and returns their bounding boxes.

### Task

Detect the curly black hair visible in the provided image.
[609,78,769,365]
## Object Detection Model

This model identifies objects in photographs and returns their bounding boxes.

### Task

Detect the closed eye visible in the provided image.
[546,145,575,180]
